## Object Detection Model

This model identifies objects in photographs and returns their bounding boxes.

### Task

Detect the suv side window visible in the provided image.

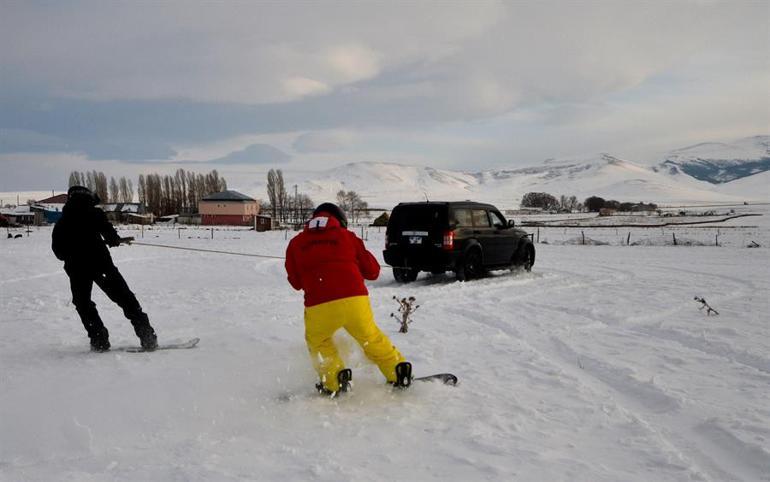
[489,211,506,229]
[452,209,473,227]
[472,209,490,227]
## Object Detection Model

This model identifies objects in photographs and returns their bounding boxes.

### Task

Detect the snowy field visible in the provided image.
[2,207,769,481]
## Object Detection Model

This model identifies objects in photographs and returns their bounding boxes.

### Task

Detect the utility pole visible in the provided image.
[294,184,298,225]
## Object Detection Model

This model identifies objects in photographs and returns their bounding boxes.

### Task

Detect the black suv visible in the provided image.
[383,201,535,282]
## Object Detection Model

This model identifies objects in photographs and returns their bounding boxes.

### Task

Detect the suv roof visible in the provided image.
[394,201,499,210]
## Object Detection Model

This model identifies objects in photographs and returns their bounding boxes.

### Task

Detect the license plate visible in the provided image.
[409,236,423,245]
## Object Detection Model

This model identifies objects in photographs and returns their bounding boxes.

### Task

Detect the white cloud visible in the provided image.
[325,44,381,82]
[283,77,331,98]
[0,0,767,189]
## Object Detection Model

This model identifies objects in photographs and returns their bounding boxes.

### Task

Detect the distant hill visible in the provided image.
[246,151,766,209]
[654,136,770,184]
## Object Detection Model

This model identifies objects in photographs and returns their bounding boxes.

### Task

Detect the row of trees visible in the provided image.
[68,169,227,216]
[583,196,658,213]
[521,192,582,212]
[264,169,371,226]
[68,171,134,204]
[137,169,227,216]
[521,192,657,213]
[265,169,314,225]
[335,190,368,224]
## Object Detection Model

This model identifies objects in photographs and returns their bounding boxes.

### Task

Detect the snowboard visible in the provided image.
[114,337,200,353]
[277,372,457,402]
[412,373,458,386]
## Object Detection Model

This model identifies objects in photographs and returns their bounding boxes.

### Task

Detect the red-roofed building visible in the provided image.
[199,190,260,226]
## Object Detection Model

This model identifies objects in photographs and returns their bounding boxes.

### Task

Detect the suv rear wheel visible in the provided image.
[456,248,484,281]
[511,244,535,272]
[393,267,419,283]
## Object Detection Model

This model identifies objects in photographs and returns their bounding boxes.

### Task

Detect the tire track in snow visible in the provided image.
[448,305,712,480]
[380,251,768,480]
[629,324,770,375]
[513,313,769,479]
[621,264,770,376]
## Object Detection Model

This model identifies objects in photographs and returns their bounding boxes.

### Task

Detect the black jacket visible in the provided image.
[52,196,121,268]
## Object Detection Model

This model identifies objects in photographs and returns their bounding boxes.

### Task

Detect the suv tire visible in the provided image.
[393,267,419,283]
[511,244,535,272]
[456,248,484,281]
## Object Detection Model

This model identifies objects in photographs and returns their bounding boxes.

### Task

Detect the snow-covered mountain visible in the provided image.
[247,152,766,209]
[654,135,770,184]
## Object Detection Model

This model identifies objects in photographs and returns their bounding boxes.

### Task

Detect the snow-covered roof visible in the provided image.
[100,203,143,213]
[0,206,34,216]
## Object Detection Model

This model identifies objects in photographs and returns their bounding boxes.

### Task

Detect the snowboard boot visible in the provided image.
[392,361,412,389]
[90,336,111,352]
[135,327,158,351]
[129,311,157,351]
[140,333,158,351]
[316,368,352,397]
[88,325,110,352]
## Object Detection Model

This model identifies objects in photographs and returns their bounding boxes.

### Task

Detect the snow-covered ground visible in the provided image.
[2,207,769,481]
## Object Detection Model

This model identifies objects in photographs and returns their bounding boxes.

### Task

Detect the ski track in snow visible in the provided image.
[1,213,769,481]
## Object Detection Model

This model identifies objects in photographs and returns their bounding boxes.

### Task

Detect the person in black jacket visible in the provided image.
[52,185,157,351]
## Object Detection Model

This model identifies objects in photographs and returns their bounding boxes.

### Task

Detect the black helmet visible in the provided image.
[67,185,100,205]
[313,202,347,228]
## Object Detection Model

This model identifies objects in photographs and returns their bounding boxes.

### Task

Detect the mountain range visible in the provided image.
[654,135,770,184]
[3,137,767,209]
[247,136,769,208]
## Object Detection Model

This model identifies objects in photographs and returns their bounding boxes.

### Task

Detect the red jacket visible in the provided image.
[285,212,380,307]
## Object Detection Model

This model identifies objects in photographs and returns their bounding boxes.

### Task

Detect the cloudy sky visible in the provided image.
[1,0,768,191]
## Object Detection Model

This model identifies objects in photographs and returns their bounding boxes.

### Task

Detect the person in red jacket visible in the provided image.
[285,202,411,396]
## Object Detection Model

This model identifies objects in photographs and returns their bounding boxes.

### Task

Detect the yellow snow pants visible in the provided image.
[304,295,405,392]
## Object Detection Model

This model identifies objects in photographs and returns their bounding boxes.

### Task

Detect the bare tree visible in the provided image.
[93,171,108,203]
[296,193,314,222]
[267,169,279,221]
[137,175,146,206]
[68,171,81,187]
[118,177,133,203]
[85,171,95,191]
[265,169,287,223]
[276,170,287,223]
[109,177,119,203]
[336,190,367,224]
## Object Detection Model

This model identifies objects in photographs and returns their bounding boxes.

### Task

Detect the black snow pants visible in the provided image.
[65,263,155,342]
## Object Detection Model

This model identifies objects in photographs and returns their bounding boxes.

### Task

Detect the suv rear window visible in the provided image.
[389,205,448,233]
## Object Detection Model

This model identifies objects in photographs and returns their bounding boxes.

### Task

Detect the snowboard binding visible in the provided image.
[316,368,352,398]
[392,361,412,389]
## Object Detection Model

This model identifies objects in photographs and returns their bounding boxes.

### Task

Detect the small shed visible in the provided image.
[255,214,272,231]
[599,208,617,217]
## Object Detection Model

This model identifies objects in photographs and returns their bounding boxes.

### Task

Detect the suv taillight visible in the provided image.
[442,230,455,250]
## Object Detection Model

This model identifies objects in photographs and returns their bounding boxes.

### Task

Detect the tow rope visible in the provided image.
[130,241,286,260]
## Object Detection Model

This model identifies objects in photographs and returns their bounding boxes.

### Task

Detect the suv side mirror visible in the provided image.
[507,219,515,228]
